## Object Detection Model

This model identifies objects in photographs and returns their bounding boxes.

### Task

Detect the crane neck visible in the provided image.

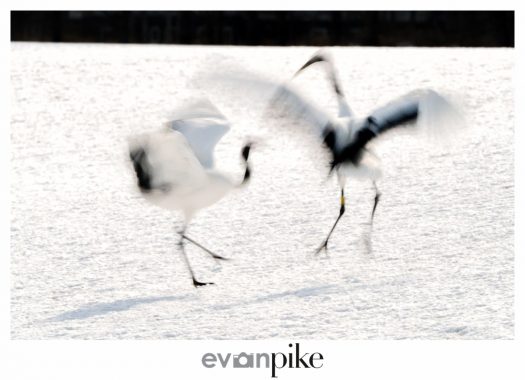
[238,143,252,187]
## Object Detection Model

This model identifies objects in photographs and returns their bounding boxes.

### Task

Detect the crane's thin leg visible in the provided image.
[177,232,228,262]
[371,181,381,224]
[315,188,346,255]
[178,225,214,287]
[362,181,381,255]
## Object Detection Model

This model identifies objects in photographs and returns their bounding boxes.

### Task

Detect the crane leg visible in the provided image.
[178,231,229,261]
[177,225,214,287]
[371,181,381,224]
[178,233,228,262]
[315,188,346,255]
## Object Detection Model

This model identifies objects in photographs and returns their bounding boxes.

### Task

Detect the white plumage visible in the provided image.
[128,99,252,287]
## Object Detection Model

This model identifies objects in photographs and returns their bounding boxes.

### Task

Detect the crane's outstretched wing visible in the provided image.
[203,67,335,139]
[267,81,349,173]
[268,81,336,139]
[294,50,353,118]
[201,68,339,174]
[368,89,463,134]
[366,92,420,134]
[336,89,463,165]
[165,99,231,169]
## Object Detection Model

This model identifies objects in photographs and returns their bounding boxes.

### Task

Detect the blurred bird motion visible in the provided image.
[128,99,253,287]
[273,50,464,253]
[206,50,463,253]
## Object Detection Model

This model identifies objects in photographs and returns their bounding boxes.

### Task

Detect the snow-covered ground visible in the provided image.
[10,43,513,339]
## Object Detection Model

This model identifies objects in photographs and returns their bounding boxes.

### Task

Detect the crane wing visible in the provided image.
[336,89,463,165]
[204,69,338,172]
[166,99,231,169]
[366,89,462,135]
[267,81,336,139]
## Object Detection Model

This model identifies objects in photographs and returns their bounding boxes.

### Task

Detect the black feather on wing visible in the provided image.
[366,96,420,134]
[334,93,422,166]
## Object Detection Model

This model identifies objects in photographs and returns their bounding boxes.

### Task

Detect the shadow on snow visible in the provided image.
[212,284,337,311]
[49,295,190,322]
[48,284,338,322]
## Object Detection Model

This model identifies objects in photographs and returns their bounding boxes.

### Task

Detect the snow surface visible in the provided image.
[10,43,513,339]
